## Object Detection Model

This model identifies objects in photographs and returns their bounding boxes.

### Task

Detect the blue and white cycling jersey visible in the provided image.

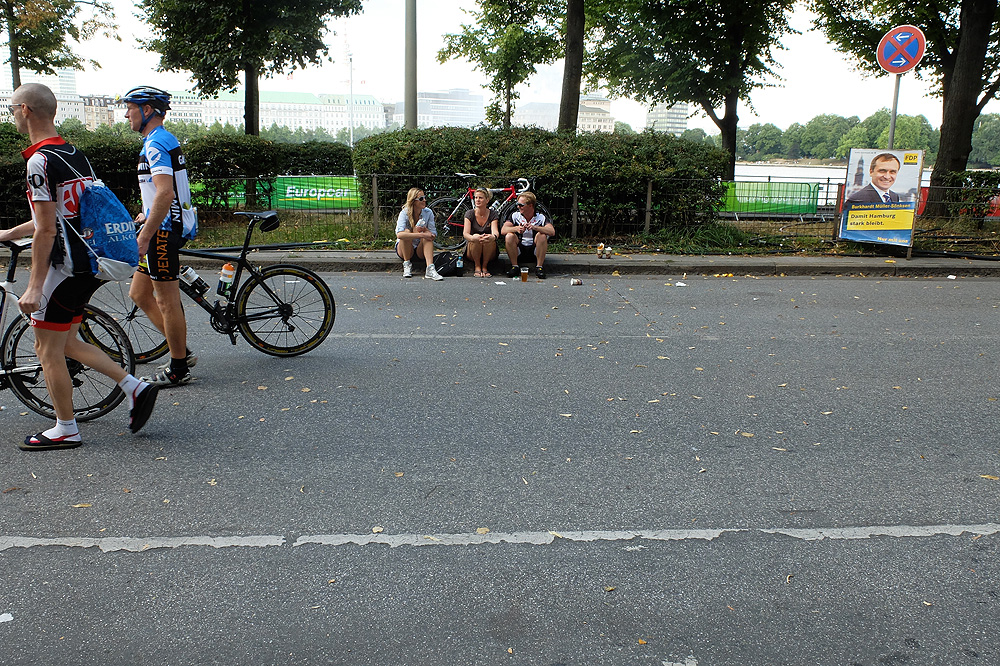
[137,125,196,239]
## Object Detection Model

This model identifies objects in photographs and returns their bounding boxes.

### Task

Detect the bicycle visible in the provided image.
[0,239,135,420]
[90,211,336,363]
[428,173,553,251]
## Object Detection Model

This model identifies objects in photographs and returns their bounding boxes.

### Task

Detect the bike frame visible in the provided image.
[0,240,36,381]
[439,176,531,234]
[175,213,290,345]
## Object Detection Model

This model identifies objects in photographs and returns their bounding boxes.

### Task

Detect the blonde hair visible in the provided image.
[474,187,491,204]
[517,191,537,206]
[402,187,425,230]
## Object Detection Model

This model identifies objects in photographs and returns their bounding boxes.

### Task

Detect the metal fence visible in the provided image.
[4,173,999,248]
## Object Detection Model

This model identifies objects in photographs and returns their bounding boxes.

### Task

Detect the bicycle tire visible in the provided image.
[90,278,169,363]
[2,305,135,421]
[234,264,335,357]
[428,196,471,251]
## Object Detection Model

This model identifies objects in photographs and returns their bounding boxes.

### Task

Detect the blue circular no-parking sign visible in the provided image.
[877,25,926,74]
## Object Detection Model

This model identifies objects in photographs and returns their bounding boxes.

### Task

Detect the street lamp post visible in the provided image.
[348,51,354,147]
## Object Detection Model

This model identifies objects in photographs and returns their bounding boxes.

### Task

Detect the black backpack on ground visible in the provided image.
[433,251,465,277]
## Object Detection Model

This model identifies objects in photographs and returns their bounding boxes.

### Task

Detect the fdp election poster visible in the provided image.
[839,149,924,247]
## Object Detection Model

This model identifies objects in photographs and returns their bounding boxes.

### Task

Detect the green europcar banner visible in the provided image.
[273,176,360,210]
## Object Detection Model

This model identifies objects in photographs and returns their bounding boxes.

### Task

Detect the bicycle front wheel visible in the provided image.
[2,305,135,421]
[428,196,471,251]
[234,264,335,357]
[90,278,169,363]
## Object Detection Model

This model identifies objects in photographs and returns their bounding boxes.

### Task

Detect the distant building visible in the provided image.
[645,103,689,135]
[393,89,485,127]
[81,95,116,130]
[200,90,386,133]
[513,94,615,132]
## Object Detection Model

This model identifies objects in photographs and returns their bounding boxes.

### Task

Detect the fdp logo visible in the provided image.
[903,153,920,165]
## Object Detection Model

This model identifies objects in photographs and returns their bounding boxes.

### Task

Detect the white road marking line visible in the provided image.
[0,523,996,553]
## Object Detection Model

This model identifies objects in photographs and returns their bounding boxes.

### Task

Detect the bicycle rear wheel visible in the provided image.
[90,278,169,363]
[2,305,135,421]
[234,264,335,357]
[429,196,471,251]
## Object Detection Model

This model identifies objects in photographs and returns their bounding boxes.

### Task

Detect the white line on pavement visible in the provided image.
[0,523,997,554]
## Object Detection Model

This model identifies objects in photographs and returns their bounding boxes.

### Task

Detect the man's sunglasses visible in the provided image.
[516,202,533,208]
[7,102,29,114]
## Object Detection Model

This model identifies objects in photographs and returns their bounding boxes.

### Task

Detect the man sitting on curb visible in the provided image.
[501,191,554,280]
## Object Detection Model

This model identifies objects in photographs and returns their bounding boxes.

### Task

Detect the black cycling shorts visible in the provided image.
[30,265,103,332]
[138,228,184,281]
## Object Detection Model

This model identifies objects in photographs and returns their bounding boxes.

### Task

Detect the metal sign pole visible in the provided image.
[887,73,901,149]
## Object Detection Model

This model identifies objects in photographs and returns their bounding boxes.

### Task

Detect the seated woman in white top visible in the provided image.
[395,187,443,280]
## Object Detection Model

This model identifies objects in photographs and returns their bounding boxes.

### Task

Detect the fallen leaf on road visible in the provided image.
[559,413,573,417]
[980,475,999,481]
[372,526,384,533]
[476,527,490,534]
[71,503,92,508]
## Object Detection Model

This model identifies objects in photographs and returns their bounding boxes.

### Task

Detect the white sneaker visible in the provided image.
[402,260,413,278]
[425,264,444,281]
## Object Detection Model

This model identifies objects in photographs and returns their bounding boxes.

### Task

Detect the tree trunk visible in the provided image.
[700,93,739,181]
[504,76,512,129]
[924,0,998,217]
[4,1,21,89]
[244,62,260,136]
[557,0,585,134]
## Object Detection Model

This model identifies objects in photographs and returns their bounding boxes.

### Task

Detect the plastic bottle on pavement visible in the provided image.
[597,242,605,257]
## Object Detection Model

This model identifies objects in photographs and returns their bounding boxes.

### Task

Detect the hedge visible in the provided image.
[351,126,729,231]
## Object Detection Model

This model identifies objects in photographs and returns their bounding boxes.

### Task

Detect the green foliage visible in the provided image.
[781,123,804,159]
[970,113,1000,167]
[739,123,784,161]
[679,128,711,145]
[799,114,859,159]
[352,126,728,233]
[438,0,562,128]
[139,0,363,133]
[2,0,118,87]
[585,0,797,177]
[276,141,353,175]
[613,121,637,135]
[935,169,1000,224]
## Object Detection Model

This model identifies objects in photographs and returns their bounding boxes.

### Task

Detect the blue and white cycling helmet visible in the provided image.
[119,86,171,130]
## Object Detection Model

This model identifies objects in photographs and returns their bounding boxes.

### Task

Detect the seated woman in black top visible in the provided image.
[462,187,499,278]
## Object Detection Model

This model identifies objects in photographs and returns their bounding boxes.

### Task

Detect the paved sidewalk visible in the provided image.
[175,249,1000,278]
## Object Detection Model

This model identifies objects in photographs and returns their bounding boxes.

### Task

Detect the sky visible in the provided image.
[60,0,1000,134]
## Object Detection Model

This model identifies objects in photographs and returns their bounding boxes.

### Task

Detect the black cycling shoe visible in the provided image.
[535,266,546,280]
[506,265,520,278]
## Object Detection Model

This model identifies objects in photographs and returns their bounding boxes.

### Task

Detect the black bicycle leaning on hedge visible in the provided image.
[429,173,553,251]
[0,239,135,420]
[91,211,336,362]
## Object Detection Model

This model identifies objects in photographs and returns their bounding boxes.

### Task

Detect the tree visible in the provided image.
[835,109,891,158]
[799,114,858,159]
[680,128,711,145]
[585,0,796,179]
[970,113,1000,166]
[140,0,362,136]
[875,115,939,161]
[741,122,784,161]
[2,0,117,89]
[439,0,562,129]
[812,0,1000,214]
[781,122,805,159]
[557,0,585,133]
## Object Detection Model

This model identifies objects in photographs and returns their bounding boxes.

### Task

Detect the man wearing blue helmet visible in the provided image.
[122,86,198,387]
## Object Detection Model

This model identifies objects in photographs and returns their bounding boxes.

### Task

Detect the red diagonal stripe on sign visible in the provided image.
[887,33,918,64]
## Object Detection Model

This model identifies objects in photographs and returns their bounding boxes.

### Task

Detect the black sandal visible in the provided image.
[19,432,82,451]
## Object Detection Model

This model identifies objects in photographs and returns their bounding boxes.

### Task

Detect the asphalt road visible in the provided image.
[1,271,998,665]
